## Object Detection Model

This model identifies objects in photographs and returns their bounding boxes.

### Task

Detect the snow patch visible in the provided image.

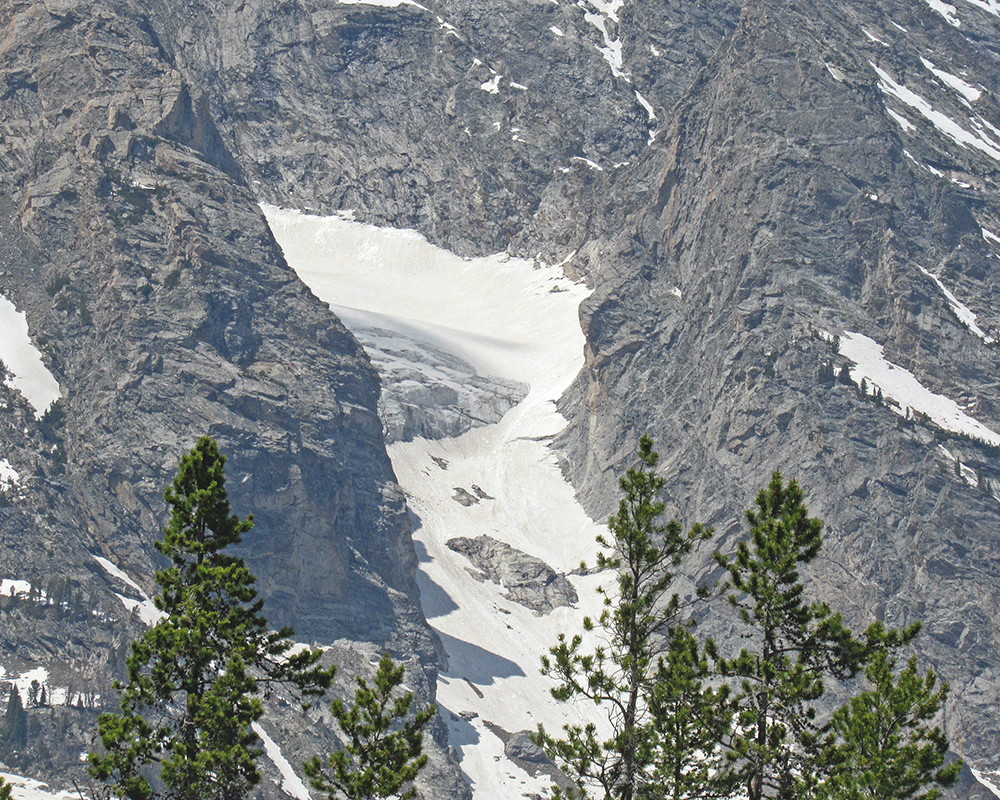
[510,81,528,91]
[549,25,564,36]
[634,90,656,121]
[0,294,61,418]
[862,28,890,46]
[338,0,428,8]
[571,156,604,171]
[921,57,981,101]
[480,75,502,94]
[872,63,1000,162]
[918,266,995,343]
[959,0,1000,15]
[0,772,80,800]
[972,768,1000,798]
[888,108,917,132]
[0,459,19,490]
[583,9,626,78]
[262,205,611,799]
[838,331,1000,446]
[923,0,962,24]
[984,228,1000,246]
[253,722,312,800]
[0,579,33,597]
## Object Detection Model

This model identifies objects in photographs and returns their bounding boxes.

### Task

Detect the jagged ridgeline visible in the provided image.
[1,0,1000,797]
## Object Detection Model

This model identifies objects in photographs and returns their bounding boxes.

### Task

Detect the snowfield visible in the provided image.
[263,205,612,799]
[0,293,61,418]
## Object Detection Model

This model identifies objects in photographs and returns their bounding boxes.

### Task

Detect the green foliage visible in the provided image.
[89,436,335,800]
[647,626,734,800]
[804,649,960,800]
[304,654,435,800]
[0,775,11,800]
[536,436,714,800]
[713,472,919,800]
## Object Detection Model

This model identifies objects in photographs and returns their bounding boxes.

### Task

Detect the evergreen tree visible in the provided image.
[804,648,960,800]
[0,776,10,800]
[536,436,713,800]
[0,685,27,755]
[304,654,435,800]
[89,436,335,800]
[647,626,734,800]
[713,472,917,800]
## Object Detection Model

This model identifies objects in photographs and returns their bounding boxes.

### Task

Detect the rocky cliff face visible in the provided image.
[559,0,1000,784]
[3,0,1000,796]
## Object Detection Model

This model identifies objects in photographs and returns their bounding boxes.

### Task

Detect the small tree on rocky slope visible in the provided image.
[536,436,721,800]
[304,653,435,800]
[89,436,335,800]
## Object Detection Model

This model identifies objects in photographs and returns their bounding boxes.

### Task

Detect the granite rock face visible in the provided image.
[446,534,578,614]
[4,0,1000,795]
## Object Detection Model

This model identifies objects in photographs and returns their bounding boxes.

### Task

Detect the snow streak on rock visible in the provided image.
[264,205,611,800]
[839,331,1000,446]
[872,63,1000,162]
[917,266,995,342]
[0,293,61,418]
[252,722,312,800]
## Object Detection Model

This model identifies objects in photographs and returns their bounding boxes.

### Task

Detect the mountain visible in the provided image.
[1,0,1000,797]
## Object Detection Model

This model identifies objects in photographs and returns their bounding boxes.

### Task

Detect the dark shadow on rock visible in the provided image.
[413,542,460,619]
[437,629,524,685]
[439,703,481,750]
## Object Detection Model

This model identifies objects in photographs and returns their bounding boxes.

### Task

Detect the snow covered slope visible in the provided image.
[263,205,611,798]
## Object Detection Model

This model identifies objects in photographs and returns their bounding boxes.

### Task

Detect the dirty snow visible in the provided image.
[0,294,61,418]
[921,57,981,101]
[262,205,611,799]
[872,63,1000,162]
[253,722,312,800]
[918,266,995,343]
[838,331,1000,446]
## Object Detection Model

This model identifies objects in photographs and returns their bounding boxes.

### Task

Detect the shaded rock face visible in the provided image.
[446,535,578,613]
[0,0,448,790]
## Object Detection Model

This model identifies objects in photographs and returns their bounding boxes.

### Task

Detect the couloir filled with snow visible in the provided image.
[263,205,610,799]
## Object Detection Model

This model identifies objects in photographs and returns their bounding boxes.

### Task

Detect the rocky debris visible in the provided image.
[451,487,481,507]
[446,535,578,613]
[481,721,575,792]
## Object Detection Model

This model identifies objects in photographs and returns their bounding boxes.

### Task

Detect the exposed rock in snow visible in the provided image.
[446,535,579,613]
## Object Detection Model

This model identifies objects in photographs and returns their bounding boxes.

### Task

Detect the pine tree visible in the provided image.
[536,436,713,800]
[0,776,10,800]
[804,648,960,800]
[713,472,917,800]
[89,436,335,800]
[304,654,435,800]
[647,626,734,800]
[0,685,27,755]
